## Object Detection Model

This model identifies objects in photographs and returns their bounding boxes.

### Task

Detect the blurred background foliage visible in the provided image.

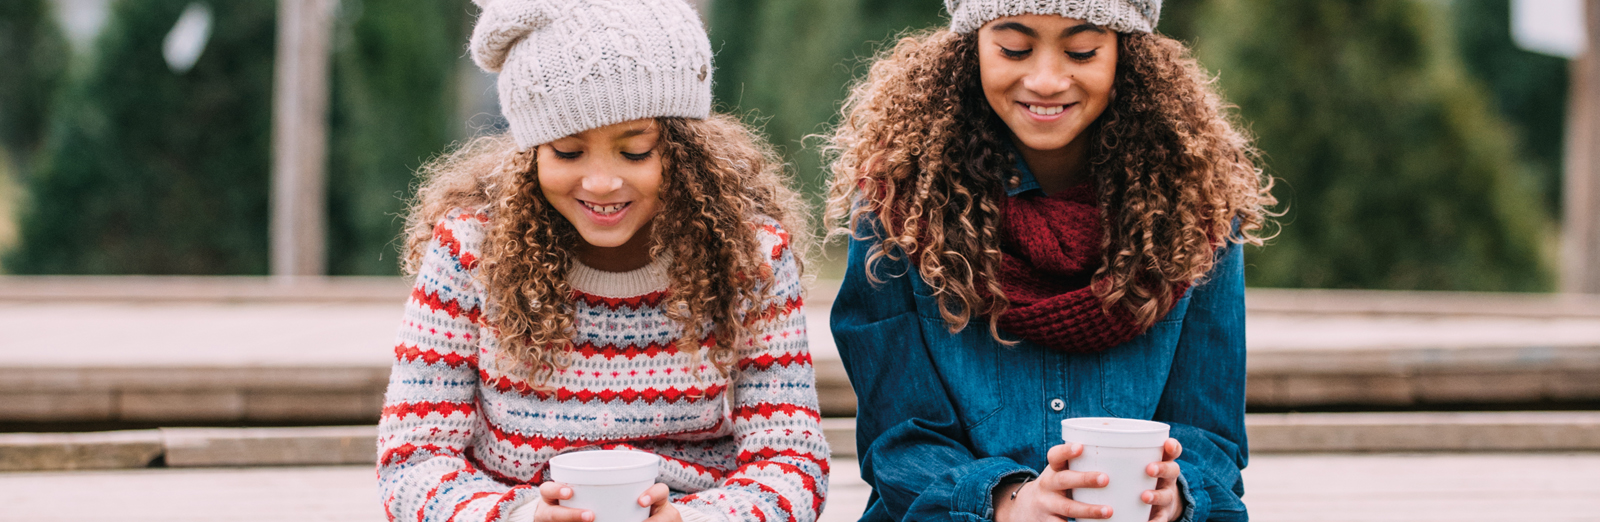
[5,0,277,274]
[0,0,1573,291]
[0,0,466,275]
[326,0,467,275]
[1161,0,1559,290]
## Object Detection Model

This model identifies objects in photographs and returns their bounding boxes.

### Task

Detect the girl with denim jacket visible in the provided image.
[823,1,1275,521]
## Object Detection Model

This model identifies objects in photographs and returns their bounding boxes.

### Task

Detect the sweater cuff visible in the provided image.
[677,504,721,522]
[507,498,545,522]
[953,458,1036,520]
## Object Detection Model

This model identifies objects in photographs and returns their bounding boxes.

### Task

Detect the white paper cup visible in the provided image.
[548,450,661,522]
[1061,417,1170,522]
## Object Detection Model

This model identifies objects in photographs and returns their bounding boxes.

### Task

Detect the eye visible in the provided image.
[551,147,582,160]
[1067,49,1097,61]
[621,150,654,162]
[1000,46,1031,58]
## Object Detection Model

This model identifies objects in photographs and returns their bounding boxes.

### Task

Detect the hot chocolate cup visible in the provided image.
[1061,417,1170,522]
[548,450,662,522]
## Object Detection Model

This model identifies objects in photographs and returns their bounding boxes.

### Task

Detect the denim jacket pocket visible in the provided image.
[912,284,1004,430]
[1099,293,1189,419]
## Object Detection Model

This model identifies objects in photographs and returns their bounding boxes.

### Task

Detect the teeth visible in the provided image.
[582,201,627,215]
[1026,104,1064,116]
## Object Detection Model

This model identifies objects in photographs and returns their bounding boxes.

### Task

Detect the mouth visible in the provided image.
[580,200,631,216]
[1020,102,1075,119]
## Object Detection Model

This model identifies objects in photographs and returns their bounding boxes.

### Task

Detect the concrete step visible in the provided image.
[6,277,1600,424]
[6,412,1600,472]
[3,454,1599,522]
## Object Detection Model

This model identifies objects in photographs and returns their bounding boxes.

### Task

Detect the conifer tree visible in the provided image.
[1189,0,1555,290]
[326,1,467,275]
[6,1,277,274]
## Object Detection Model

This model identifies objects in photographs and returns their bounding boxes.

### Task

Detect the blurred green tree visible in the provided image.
[326,0,468,275]
[1451,0,1568,211]
[5,0,278,274]
[4,0,467,275]
[1187,0,1555,290]
[708,0,943,206]
[0,0,69,262]
[0,0,67,169]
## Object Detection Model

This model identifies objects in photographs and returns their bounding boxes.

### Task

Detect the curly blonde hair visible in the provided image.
[404,115,810,384]
[825,29,1276,338]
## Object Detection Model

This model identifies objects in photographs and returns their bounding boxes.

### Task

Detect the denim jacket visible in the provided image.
[829,165,1249,522]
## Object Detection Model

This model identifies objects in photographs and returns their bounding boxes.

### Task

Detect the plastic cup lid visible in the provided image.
[1061,417,1170,448]
[548,450,661,485]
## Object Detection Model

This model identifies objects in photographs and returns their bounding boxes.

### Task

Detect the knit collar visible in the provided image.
[568,254,672,298]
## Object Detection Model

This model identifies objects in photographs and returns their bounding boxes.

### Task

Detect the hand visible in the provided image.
[1142,438,1184,522]
[639,483,682,522]
[993,443,1113,522]
[535,482,593,522]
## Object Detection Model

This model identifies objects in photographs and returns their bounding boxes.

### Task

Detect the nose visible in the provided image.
[581,169,624,194]
[1021,54,1074,98]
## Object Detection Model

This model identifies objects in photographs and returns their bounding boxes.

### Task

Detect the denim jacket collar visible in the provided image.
[1005,151,1045,197]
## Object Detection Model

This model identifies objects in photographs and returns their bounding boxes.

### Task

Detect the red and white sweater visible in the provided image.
[377,209,829,522]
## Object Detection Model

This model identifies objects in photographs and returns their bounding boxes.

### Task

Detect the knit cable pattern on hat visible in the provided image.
[945,0,1162,34]
[470,0,713,149]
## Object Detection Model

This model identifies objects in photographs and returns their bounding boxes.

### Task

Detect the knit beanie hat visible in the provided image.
[945,0,1162,34]
[469,0,714,150]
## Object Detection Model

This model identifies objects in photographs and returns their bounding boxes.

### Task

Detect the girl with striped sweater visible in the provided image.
[376,1,827,521]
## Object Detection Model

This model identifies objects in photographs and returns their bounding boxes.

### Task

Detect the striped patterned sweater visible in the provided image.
[377,208,829,522]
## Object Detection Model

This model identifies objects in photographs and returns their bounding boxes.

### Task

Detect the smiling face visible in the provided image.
[537,118,664,266]
[978,14,1118,157]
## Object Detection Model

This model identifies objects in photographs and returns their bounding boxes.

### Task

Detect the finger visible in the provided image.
[1145,461,1181,479]
[539,482,573,502]
[643,502,680,522]
[1040,494,1113,520]
[639,483,671,507]
[1042,469,1109,492]
[1141,486,1176,507]
[539,505,593,522]
[1046,443,1081,471]
[1164,438,1183,461]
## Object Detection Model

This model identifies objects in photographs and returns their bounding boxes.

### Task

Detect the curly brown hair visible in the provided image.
[404,114,810,384]
[825,29,1275,338]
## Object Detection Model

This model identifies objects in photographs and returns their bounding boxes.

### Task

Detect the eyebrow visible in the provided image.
[616,128,652,140]
[1062,23,1106,37]
[990,21,1106,38]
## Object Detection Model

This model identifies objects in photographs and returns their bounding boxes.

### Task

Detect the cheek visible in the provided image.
[536,164,577,201]
[977,58,1016,108]
[630,160,667,213]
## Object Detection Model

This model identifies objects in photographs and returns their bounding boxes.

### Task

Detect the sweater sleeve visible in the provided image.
[674,221,832,522]
[377,210,540,522]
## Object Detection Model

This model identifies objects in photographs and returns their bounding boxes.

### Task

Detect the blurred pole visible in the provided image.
[270,0,334,278]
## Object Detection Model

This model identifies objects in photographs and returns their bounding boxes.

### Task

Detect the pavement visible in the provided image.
[4,453,1599,522]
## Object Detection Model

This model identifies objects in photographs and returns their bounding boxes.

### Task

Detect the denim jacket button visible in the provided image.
[1049,398,1064,411]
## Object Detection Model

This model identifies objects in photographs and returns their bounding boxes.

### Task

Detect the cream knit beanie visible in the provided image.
[469,0,713,150]
[946,0,1162,34]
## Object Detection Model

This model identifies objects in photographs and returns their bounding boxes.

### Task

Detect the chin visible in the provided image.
[576,231,632,248]
[1015,134,1073,152]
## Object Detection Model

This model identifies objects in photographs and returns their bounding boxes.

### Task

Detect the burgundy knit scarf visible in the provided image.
[996,183,1187,352]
